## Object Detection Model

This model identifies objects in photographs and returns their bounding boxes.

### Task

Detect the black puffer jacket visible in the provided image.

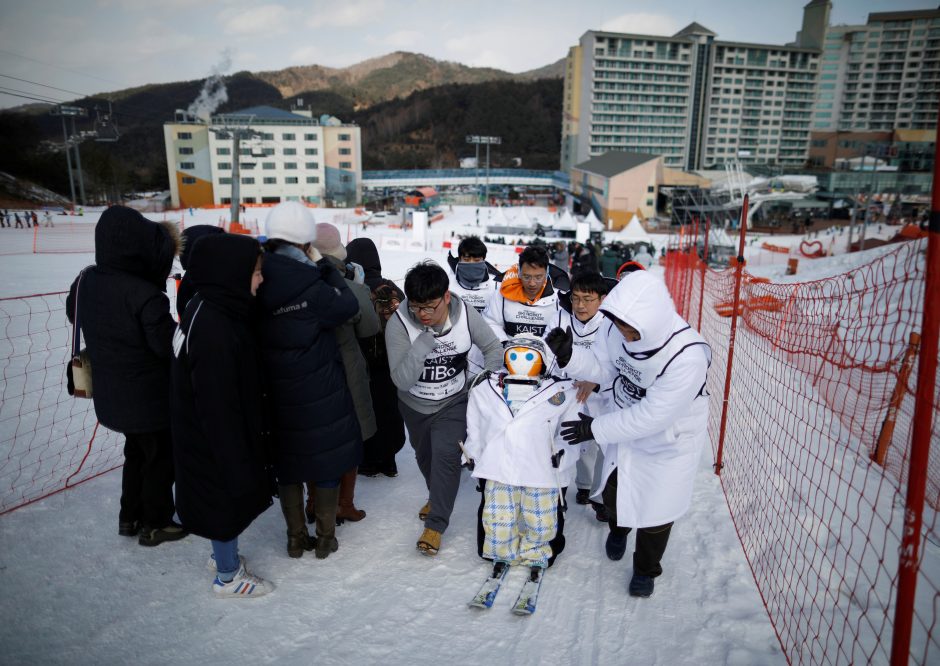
[256,247,363,484]
[66,206,179,434]
[171,234,272,541]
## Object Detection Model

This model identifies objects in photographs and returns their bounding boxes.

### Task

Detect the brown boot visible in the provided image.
[313,485,340,559]
[336,468,366,524]
[279,483,314,558]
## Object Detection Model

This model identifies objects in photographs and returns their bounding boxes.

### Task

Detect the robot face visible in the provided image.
[505,346,544,377]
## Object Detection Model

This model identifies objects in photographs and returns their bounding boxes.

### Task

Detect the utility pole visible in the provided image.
[50,105,88,210]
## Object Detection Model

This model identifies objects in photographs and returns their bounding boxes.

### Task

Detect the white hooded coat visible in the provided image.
[562,271,710,528]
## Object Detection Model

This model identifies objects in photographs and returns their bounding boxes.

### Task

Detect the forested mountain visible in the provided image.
[0,52,563,201]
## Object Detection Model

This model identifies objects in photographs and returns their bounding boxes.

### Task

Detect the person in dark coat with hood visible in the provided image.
[346,236,409,477]
[66,205,187,547]
[171,233,273,597]
[174,224,226,316]
[346,237,385,292]
[256,202,362,560]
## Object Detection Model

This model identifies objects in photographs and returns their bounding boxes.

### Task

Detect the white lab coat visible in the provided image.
[563,271,710,528]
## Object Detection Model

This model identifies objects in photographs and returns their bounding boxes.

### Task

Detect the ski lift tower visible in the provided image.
[210,114,261,228]
[50,105,88,209]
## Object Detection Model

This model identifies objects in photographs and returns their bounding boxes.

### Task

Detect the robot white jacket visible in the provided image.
[463,374,581,489]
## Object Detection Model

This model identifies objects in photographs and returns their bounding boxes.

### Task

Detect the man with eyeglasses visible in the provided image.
[483,245,559,343]
[385,261,503,556]
[550,271,615,521]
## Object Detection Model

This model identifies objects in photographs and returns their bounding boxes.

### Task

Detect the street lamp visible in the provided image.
[466,135,501,204]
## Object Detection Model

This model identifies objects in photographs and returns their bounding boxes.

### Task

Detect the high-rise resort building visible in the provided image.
[812,7,940,133]
[163,105,361,210]
[564,2,939,173]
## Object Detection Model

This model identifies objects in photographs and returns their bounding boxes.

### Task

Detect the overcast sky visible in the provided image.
[0,0,934,110]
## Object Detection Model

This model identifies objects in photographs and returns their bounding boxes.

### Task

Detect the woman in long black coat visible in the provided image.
[256,202,362,560]
[171,233,273,597]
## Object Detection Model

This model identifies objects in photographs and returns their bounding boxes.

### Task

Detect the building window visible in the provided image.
[263,177,277,184]
[306,176,320,184]
[305,148,318,155]
[304,133,317,141]
[262,196,281,204]
[282,133,295,141]
[647,185,654,192]
[339,161,352,169]
[216,147,230,155]
[283,148,297,155]
[285,177,299,184]
[262,162,276,170]
[178,132,192,140]
[339,133,351,141]
[339,148,351,155]
[218,162,232,170]
[221,197,231,204]
[284,162,297,170]
[646,199,654,206]
[181,177,197,184]
[305,162,319,169]
[219,177,232,185]
[178,147,194,155]
[340,175,351,183]
[241,177,255,184]
[262,133,274,140]
[263,147,275,156]
[179,162,195,169]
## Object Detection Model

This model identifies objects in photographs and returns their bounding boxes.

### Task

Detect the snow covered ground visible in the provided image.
[1,203,906,665]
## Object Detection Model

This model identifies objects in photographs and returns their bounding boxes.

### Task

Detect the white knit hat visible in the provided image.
[264,201,316,244]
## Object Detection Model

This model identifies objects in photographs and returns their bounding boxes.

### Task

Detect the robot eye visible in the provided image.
[525,352,534,361]
[509,352,517,361]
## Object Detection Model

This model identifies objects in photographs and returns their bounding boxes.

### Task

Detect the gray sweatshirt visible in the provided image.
[385,291,503,414]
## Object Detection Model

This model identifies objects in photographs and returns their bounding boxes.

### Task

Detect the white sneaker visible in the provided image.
[212,565,272,598]
[206,553,247,572]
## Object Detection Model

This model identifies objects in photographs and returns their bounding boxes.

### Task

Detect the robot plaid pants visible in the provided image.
[482,480,559,568]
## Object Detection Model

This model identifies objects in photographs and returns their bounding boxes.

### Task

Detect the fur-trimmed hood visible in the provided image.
[94,206,181,287]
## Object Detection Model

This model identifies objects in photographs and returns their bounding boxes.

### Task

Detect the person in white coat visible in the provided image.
[546,270,710,598]
[548,271,615,521]
[462,334,581,587]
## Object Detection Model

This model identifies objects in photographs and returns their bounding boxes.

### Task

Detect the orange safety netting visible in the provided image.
[0,293,123,515]
[665,236,940,665]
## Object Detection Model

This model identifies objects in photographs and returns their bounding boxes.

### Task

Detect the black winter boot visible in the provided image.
[313,486,340,559]
[279,483,314,558]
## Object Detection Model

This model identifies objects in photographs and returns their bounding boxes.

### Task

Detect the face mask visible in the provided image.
[455,261,488,289]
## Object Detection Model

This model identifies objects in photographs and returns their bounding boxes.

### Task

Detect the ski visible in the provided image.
[511,566,544,616]
[468,561,510,609]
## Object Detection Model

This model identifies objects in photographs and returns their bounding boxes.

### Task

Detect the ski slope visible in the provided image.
[0,204,906,665]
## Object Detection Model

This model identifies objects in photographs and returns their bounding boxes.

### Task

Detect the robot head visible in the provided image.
[504,333,548,377]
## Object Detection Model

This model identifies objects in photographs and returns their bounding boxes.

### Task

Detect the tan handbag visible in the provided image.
[66,269,93,399]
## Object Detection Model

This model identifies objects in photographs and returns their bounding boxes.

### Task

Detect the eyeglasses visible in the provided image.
[570,295,598,305]
[520,273,546,284]
[408,298,443,315]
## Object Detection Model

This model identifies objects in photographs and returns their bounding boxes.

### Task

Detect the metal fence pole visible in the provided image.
[715,194,749,475]
[889,100,940,666]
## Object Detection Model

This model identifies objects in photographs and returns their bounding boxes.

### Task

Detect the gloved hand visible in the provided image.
[545,326,573,368]
[560,412,594,445]
[347,261,366,285]
[462,456,475,472]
